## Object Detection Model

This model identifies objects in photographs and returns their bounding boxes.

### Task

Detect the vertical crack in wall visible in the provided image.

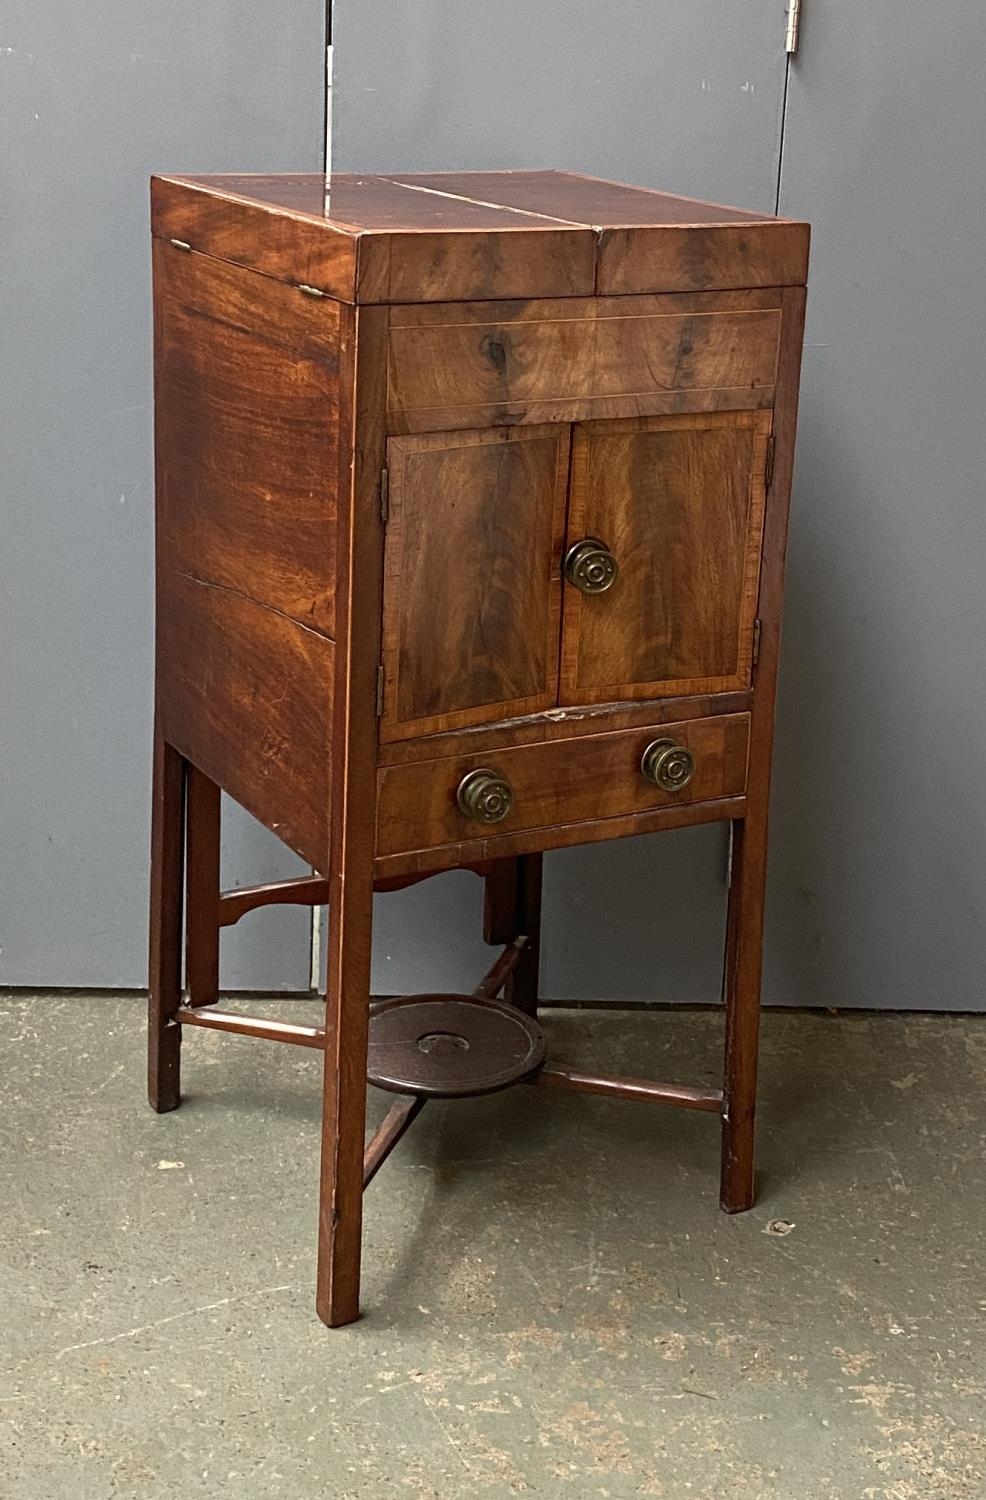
[773,53,792,215]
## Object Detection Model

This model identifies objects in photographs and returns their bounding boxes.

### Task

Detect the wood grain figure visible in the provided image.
[149,169,808,1327]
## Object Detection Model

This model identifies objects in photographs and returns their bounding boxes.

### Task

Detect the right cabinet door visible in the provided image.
[560,410,772,704]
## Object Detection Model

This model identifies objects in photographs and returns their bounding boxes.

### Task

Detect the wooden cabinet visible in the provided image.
[148,169,808,1328]
[376,712,751,862]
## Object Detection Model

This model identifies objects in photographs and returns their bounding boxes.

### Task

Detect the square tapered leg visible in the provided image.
[148,731,185,1113]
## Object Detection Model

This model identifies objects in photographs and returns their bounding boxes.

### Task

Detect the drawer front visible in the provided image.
[376,713,749,859]
[386,292,781,433]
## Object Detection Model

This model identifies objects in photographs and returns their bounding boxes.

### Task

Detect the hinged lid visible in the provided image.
[151,169,809,305]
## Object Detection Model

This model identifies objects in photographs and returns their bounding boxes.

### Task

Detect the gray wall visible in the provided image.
[0,2,325,988]
[332,1,795,1004]
[331,0,787,207]
[768,2,986,1009]
[334,1,986,1009]
[6,2,985,1012]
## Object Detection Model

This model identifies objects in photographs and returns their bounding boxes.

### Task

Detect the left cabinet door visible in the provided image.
[380,425,571,741]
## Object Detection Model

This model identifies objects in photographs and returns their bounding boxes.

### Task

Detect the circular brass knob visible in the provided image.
[456,768,513,824]
[564,538,619,595]
[641,738,695,793]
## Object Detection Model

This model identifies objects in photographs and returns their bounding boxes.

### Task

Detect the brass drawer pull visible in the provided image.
[456,768,513,824]
[564,537,619,594]
[641,738,695,793]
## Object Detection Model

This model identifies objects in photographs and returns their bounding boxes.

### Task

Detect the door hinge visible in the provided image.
[379,467,389,524]
[375,664,385,716]
[765,434,776,491]
[297,282,327,298]
[169,238,192,252]
[785,0,802,55]
[752,618,763,669]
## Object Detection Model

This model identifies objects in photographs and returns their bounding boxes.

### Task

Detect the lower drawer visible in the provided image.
[375,713,750,860]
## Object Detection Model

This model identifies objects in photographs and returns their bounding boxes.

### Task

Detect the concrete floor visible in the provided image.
[1,995,984,1499]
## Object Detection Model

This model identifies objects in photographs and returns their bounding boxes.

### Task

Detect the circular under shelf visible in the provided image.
[367,993,546,1098]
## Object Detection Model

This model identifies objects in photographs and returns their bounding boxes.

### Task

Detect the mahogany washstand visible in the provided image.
[148,169,809,1327]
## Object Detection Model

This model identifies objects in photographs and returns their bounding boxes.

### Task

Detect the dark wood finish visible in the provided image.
[597,222,809,297]
[149,169,807,1329]
[363,1095,428,1188]
[378,690,753,765]
[471,935,528,999]
[158,570,334,872]
[184,765,221,1008]
[173,940,530,1063]
[376,713,750,860]
[153,241,339,871]
[356,227,596,306]
[367,993,545,1097]
[220,875,330,927]
[533,1066,723,1113]
[217,863,503,928]
[147,731,185,1112]
[482,862,542,1011]
[153,171,807,304]
[561,411,771,703]
[151,175,359,304]
[385,291,780,434]
[362,935,528,1187]
[505,855,543,1017]
[483,860,519,947]
[390,170,777,227]
[374,794,748,883]
[381,426,570,739]
[176,1006,325,1049]
[316,303,386,1329]
[153,242,340,636]
[721,284,807,1213]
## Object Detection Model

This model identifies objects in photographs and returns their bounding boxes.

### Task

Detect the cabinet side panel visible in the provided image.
[153,240,340,635]
[151,177,358,303]
[158,574,333,872]
[153,243,344,870]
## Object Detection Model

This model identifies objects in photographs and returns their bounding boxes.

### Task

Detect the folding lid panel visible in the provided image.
[151,169,808,303]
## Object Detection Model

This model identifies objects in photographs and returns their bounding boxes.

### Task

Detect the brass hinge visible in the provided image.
[380,467,389,524]
[752,618,763,669]
[297,283,327,298]
[375,664,385,716]
[786,0,802,55]
[765,434,776,491]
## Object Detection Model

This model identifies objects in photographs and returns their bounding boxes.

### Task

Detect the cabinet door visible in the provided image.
[381,425,570,740]
[560,411,771,703]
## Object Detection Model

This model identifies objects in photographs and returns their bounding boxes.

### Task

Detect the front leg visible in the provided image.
[315,818,375,1328]
[720,815,768,1213]
[148,731,186,1112]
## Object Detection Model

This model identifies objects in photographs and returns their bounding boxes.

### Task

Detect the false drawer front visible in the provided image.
[386,292,781,432]
[375,713,750,859]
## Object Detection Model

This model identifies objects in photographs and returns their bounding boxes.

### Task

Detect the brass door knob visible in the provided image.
[641,738,695,793]
[456,768,513,824]
[564,538,619,594]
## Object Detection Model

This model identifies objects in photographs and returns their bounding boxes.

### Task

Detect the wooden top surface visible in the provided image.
[151,169,809,304]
